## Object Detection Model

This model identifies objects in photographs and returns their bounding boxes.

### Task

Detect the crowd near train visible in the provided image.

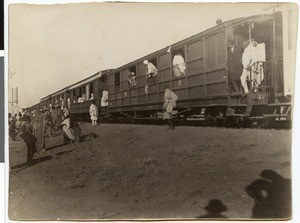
[9,7,296,160]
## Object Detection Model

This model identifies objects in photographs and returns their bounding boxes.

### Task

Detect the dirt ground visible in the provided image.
[9,123,291,220]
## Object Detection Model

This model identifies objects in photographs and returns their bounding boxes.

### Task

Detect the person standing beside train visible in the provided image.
[226,40,243,96]
[89,100,98,126]
[163,85,178,130]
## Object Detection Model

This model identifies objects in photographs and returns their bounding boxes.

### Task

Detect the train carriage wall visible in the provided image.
[106,12,291,118]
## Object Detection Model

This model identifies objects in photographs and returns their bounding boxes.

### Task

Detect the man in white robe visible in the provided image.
[241,41,252,95]
[241,41,266,95]
[143,60,158,79]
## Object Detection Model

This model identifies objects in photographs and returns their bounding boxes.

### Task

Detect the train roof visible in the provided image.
[68,69,113,90]
[40,69,114,101]
[107,13,274,73]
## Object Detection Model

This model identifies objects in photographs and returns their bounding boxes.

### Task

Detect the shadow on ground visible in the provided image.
[245,169,291,219]
[196,199,228,218]
[80,132,97,142]
[11,156,53,172]
[11,132,97,172]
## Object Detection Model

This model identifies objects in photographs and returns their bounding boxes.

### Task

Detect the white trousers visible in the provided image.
[240,69,250,94]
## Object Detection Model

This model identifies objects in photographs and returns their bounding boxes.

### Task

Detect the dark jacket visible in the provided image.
[227,46,243,81]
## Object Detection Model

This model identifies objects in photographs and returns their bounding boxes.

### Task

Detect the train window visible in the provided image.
[145,58,158,84]
[90,82,94,94]
[128,66,137,87]
[187,40,204,62]
[99,73,106,82]
[88,83,94,100]
[83,86,86,96]
[72,90,76,103]
[205,32,226,69]
[107,74,114,85]
[158,53,171,70]
[114,72,121,92]
[149,58,157,68]
[172,49,186,77]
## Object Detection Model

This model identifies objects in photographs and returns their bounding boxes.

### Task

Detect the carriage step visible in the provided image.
[263,114,290,118]
[226,114,245,117]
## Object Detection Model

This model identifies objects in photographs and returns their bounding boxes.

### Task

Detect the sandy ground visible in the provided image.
[9,123,291,220]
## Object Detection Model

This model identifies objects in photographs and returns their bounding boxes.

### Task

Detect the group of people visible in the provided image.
[9,109,26,140]
[9,109,38,162]
[73,93,94,104]
[226,39,265,96]
[89,89,109,126]
[48,98,65,110]
[9,105,82,162]
[8,86,177,164]
[42,105,81,144]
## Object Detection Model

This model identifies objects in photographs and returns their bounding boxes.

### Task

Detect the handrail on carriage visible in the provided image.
[249,60,274,92]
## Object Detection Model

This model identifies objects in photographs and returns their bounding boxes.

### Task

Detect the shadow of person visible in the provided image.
[45,143,66,151]
[196,199,228,218]
[245,169,291,219]
[80,132,97,142]
[11,155,52,172]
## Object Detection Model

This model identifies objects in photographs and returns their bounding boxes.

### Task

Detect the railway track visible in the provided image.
[98,115,291,130]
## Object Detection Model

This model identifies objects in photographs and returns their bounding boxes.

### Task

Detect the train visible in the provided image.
[27,6,297,127]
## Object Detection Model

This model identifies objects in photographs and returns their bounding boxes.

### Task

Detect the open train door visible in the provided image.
[280,3,298,97]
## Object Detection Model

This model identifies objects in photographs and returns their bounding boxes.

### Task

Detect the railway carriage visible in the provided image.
[105,9,296,124]
[68,69,112,118]
[33,6,296,127]
[37,70,111,117]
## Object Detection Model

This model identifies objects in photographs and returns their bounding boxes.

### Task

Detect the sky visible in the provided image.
[8,2,277,108]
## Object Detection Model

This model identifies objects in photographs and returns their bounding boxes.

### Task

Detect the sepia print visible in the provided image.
[7,2,297,221]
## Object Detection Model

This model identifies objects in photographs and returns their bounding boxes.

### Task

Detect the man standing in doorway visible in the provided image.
[226,40,243,96]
